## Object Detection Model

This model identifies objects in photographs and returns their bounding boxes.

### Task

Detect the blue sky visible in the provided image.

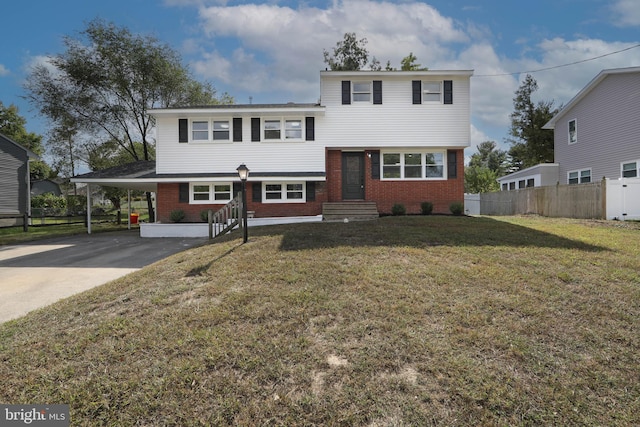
[1,0,639,164]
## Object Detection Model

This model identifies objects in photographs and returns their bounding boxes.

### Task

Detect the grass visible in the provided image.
[1,216,639,426]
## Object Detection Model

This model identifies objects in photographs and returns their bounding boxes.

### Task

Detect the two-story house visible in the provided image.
[498,66,640,190]
[73,70,473,227]
[0,132,39,228]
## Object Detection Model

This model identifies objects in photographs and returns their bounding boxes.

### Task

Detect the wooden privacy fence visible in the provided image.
[479,180,605,219]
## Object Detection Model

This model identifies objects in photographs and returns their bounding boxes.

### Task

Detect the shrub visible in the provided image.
[200,210,211,222]
[391,203,406,216]
[169,209,186,223]
[449,201,464,216]
[420,201,433,215]
[31,193,67,215]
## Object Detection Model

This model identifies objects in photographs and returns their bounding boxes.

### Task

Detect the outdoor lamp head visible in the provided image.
[236,164,249,181]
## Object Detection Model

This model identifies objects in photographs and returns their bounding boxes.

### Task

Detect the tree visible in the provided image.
[400,52,428,71]
[506,74,558,171]
[464,165,500,193]
[323,32,370,71]
[0,101,51,181]
[469,141,508,176]
[24,19,232,221]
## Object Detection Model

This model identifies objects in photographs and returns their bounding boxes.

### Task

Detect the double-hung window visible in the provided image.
[568,169,591,184]
[192,121,209,141]
[423,82,442,102]
[190,183,232,203]
[263,182,305,203]
[213,121,230,141]
[285,120,302,139]
[622,161,638,178]
[382,151,445,179]
[264,120,281,140]
[352,82,371,102]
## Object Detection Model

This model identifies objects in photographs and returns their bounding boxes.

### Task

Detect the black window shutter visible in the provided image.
[233,182,242,197]
[233,118,242,142]
[251,118,260,142]
[306,181,316,201]
[444,80,453,104]
[341,81,351,105]
[412,80,422,104]
[305,117,315,141]
[252,182,262,202]
[179,183,189,202]
[370,151,380,179]
[178,119,188,143]
[373,80,382,104]
[447,150,457,179]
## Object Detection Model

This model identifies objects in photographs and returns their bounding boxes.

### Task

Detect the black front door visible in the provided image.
[342,152,365,200]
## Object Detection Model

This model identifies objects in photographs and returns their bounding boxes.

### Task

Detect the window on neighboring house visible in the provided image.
[568,119,577,144]
[526,178,535,187]
[264,120,281,140]
[192,121,209,140]
[285,120,302,139]
[213,121,230,141]
[190,183,232,203]
[519,180,526,189]
[622,161,638,178]
[263,182,305,202]
[352,82,371,102]
[509,182,516,190]
[382,151,445,179]
[568,169,591,184]
[502,183,508,191]
[423,82,441,102]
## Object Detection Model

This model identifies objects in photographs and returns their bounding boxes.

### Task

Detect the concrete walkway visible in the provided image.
[0,231,207,323]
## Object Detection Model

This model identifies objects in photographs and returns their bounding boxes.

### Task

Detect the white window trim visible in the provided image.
[621,160,639,178]
[422,81,442,103]
[190,119,233,143]
[567,168,591,185]
[189,182,233,204]
[568,118,577,145]
[262,182,306,203]
[262,118,305,142]
[380,150,446,180]
[352,81,372,103]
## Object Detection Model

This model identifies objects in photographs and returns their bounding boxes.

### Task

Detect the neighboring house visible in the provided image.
[31,179,62,196]
[498,66,640,189]
[73,70,473,223]
[0,132,40,226]
[497,163,559,191]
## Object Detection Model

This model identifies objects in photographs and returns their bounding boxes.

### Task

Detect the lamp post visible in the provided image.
[236,164,249,243]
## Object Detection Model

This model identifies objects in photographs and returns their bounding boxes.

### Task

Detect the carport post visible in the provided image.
[86,184,92,234]
[127,190,132,230]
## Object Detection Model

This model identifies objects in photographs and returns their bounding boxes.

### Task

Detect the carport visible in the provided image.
[70,161,158,234]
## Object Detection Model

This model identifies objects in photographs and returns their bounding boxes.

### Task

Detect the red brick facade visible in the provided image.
[156,149,464,221]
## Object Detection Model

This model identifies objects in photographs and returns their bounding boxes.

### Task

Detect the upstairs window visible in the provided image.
[213,121,230,141]
[568,119,577,144]
[352,82,371,102]
[423,82,441,102]
[285,120,302,139]
[192,121,209,140]
[264,120,281,140]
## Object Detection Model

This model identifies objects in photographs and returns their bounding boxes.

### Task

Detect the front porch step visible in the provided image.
[322,202,379,222]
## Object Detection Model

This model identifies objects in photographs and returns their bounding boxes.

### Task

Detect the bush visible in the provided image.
[449,201,464,216]
[391,203,406,216]
[31,193,67,215]
[169,210,186,223]
[200,210,211,222]
[420,201,433,215]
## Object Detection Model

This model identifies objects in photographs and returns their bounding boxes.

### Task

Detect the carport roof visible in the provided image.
[71,161,326,192]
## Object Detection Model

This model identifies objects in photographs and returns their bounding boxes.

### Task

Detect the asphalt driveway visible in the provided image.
[0,231,207,323]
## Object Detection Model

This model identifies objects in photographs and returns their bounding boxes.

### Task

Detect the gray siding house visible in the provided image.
[0,132,40,226]
[498,66,640,188]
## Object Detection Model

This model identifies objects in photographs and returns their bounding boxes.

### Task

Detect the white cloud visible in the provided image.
[610,0,640,27]
[0,64,9,76]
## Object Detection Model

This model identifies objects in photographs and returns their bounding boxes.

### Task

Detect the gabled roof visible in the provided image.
[0,132,41,160]
[543,66,640,129]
